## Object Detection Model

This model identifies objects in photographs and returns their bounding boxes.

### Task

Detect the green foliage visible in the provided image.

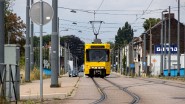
[115,22,134,49]
[20,56,25,70]
[33,35,51,47]
[60,35,85,66]
[33,36,39,47]
[5,0,14,13]
[143,18,160,31]
[33,47,39,67]
[33,35,51,67]
[4,0,26,56]
[43,35,51,45]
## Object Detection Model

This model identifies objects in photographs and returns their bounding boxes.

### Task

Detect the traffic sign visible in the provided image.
[29,1,53,25]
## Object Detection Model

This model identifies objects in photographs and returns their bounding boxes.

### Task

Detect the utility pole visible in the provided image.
[0,0,5,72]
[143,33,147,77]
[64,42,67,74]
[184,23,185,79]
[164,17,167,71]
[160,10,168,76]
[58,17,60,76]
[141,18,152,76]
[39,0,43,101]
[168,6,171,76]
[149,22,152,76]
[25,0,30,82]
[51,0,59,87]
[30,0,34,70]
[177,0,180,76]
[160,12,164,76]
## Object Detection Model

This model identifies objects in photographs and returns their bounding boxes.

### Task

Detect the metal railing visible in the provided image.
[0,63,19,103]
[0,63,6,98]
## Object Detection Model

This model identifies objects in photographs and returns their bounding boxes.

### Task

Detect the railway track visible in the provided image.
[91,78,107,104]
[92,77,140,104]
[138,78,185,89]
[104,78,140,104]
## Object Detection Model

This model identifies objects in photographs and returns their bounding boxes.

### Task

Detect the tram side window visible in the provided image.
[86,50,90,61]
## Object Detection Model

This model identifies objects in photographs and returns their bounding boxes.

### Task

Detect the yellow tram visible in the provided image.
[84,43,111,78]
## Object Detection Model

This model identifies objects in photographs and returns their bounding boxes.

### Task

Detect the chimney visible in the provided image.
[164,13,174,19]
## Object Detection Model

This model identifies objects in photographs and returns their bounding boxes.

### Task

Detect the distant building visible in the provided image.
[123,13,185,76]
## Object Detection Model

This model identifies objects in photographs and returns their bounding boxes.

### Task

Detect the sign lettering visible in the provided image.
[154,44,177,54]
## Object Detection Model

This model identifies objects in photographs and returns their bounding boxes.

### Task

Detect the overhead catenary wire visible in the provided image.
[97,0,105,10]
[58,5,185,16]
[58,3,185,40]
[133,0,154,23]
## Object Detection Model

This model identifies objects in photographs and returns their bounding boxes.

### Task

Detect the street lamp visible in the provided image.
[70,9,76,13]
[160,10,168,76]
[72,22,77,25]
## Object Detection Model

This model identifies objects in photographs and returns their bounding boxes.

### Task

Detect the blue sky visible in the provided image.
[12,0,185,43]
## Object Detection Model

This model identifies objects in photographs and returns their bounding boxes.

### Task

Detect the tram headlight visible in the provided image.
[91,66,105,69]
[100,67,105,69]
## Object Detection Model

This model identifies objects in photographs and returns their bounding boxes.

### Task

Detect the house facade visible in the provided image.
[123,13,185,76]
[133,14,185,75]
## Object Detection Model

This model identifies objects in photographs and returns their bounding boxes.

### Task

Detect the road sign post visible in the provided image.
[30,1,53,101]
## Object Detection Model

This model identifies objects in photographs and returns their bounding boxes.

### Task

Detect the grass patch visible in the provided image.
[20,67,50,83]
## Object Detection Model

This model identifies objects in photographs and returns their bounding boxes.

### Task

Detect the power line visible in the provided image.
[133,0,154,23]
[58,6,143,16]
[58,6,185,16]
[97,0,105,10]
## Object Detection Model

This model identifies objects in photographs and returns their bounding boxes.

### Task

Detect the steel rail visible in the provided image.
[104,78,140,104]
[91,78,107,104]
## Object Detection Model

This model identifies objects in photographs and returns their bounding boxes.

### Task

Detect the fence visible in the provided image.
[0,63,20,103]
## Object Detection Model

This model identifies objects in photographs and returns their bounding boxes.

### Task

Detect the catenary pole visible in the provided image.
[0,0,5,78]
[164,17,167,71]
[51,0,59,87]
[184,20,185,79]
[30,0,34,70]
[25,0,30,82]
[160,11,164,76]
[143,33,147,76]
[184,22,185,79]
[149,22,152,76]
[177,0,180,76]
[168,6,171,76]
[58,17,60,76]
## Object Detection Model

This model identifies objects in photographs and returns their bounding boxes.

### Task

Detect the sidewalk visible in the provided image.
[20,74,79,100]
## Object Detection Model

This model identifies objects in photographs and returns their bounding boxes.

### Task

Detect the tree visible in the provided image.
[33,36,39,47]
[60,35,85,66]
[115,22,134,49]
[4,0,26,55]
[43,35,51,46]
[143,18,160,31]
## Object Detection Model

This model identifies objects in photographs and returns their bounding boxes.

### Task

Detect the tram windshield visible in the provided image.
[86,49,109,62]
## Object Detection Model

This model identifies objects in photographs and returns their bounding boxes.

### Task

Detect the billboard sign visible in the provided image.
[154,44,177,54]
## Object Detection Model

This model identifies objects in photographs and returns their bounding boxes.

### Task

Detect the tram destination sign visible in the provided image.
[154,44,177,54]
